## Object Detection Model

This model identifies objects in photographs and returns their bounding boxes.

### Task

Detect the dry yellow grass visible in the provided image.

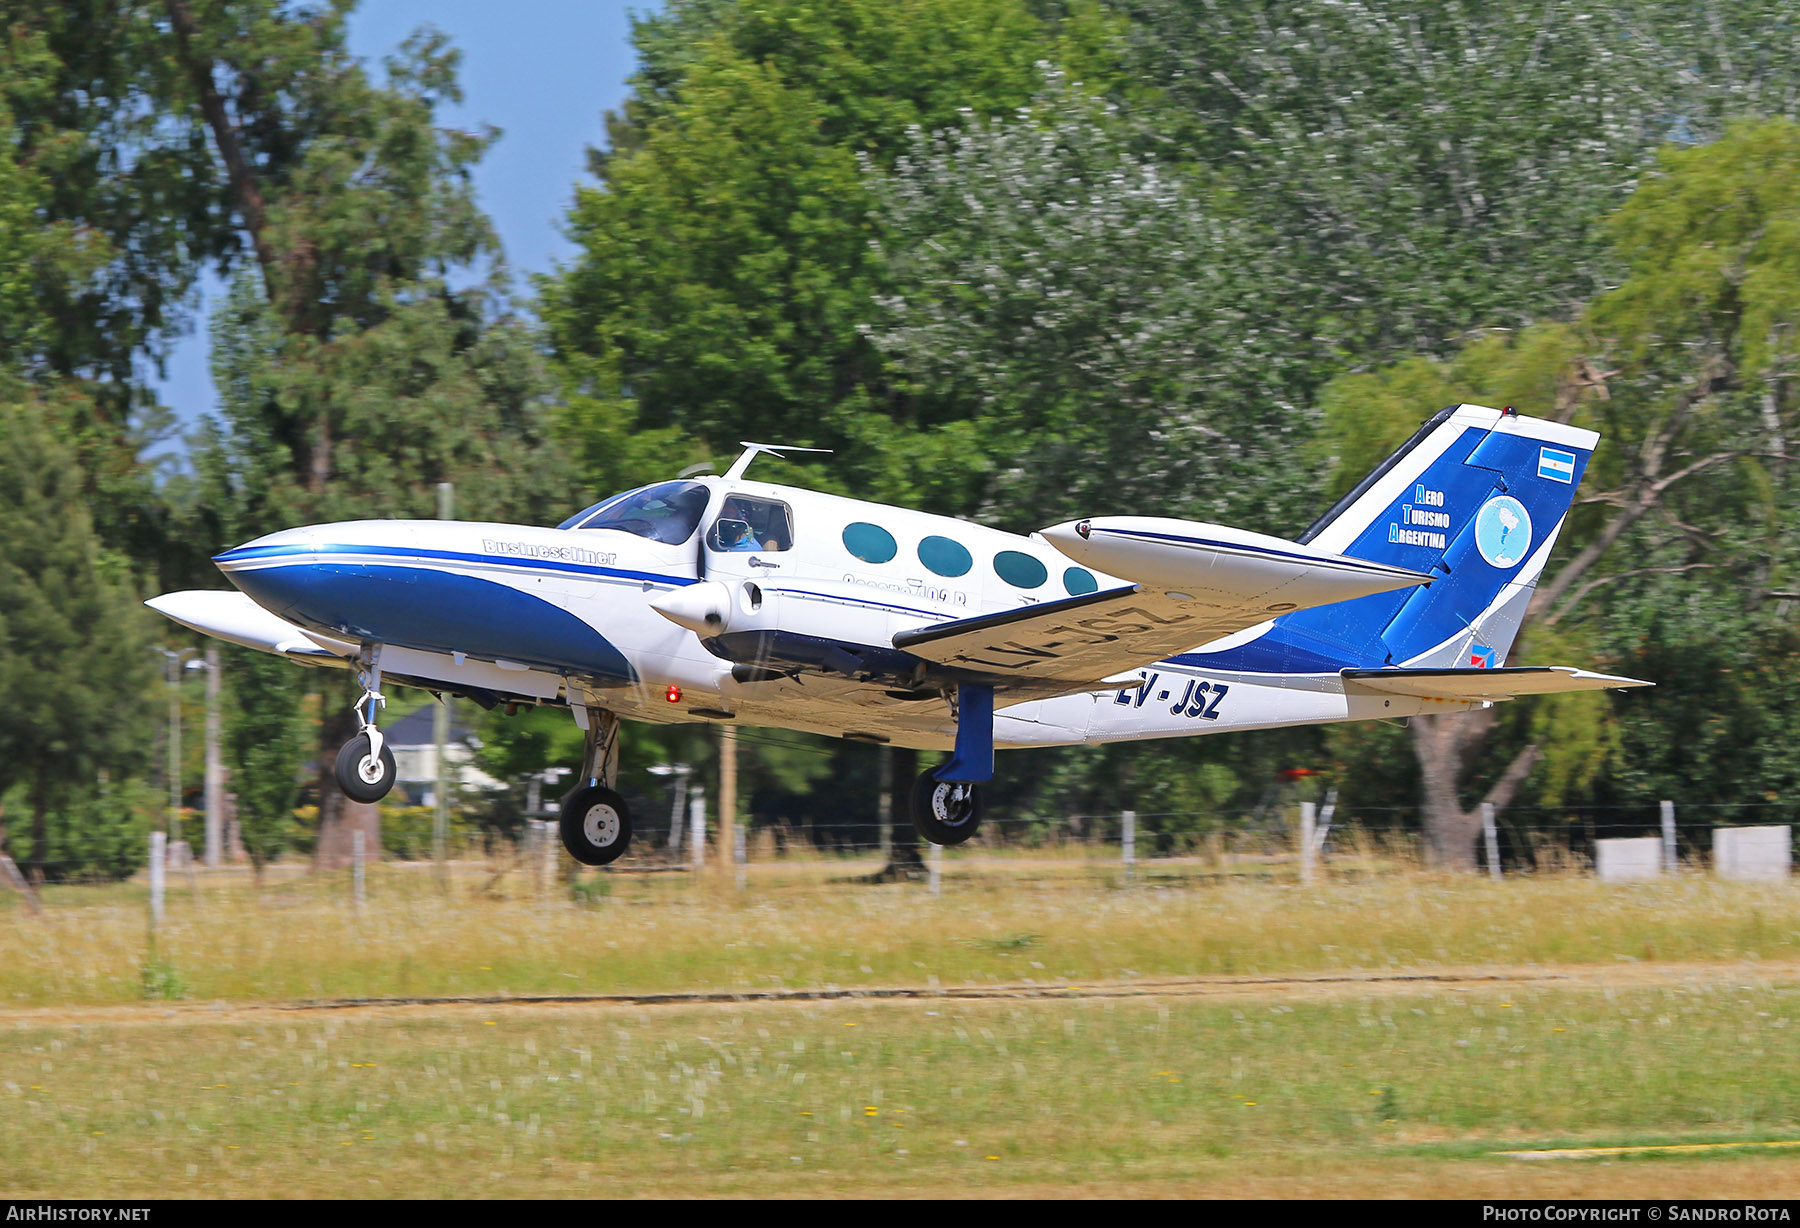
[4,860,1798,1006]
[5,863,1800,1197]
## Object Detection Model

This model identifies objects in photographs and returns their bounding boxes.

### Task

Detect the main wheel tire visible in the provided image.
[560,784,633,866]
[911,770,982,846]
[335,734,397,803]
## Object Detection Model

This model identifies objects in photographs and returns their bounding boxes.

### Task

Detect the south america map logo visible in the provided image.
[1474,495,1532,569]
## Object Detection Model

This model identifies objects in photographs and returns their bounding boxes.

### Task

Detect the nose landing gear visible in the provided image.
[334,647,398,803]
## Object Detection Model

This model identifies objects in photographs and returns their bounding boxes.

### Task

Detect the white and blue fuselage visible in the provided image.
[155,406,1642,762]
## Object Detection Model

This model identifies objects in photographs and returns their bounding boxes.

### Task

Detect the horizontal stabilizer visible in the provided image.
[145,590,348,659]
[1341,666,1652,702]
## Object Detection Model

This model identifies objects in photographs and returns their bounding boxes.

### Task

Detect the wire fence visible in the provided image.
[524,798,1797,883]
[6,800,1797,891]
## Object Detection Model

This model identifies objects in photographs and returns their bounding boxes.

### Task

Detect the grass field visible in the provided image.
[4,860,1800,1197]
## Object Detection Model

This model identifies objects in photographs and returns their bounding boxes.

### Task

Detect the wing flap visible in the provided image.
[1341,666,1652,701]
[895,534,1427,688]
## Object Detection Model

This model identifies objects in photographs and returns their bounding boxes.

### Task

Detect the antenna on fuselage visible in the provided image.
[722,441,833,481]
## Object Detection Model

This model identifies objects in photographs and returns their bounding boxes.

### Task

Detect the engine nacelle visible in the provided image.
[648,581,735,636]
[653,577,935,683]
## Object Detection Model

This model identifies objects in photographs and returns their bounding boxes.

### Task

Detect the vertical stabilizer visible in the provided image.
[1279,404,1594,669]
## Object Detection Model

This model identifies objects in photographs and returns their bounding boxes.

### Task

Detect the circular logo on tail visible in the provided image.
[1474,495,1532,569]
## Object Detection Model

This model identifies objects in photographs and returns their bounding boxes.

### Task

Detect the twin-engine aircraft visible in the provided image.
[149,404,1648,864]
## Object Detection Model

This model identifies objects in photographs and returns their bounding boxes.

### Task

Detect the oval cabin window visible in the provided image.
[994,550,1048,589]
[1063,567,1099,596]
[917,535,973,578]
[842,522,898,564]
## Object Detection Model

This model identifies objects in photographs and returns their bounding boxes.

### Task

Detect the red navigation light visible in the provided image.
[665,685,682,704]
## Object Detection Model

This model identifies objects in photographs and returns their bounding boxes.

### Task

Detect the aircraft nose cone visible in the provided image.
[212,526,321,568]
[212,529,344,629]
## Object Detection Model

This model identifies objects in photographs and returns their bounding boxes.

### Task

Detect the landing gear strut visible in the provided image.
[910,683,992,846]
[335,647,397,803]
[560,707,632,865]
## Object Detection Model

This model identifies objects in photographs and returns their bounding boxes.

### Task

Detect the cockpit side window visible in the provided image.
[707,496,794,553]
[560,481,709,545]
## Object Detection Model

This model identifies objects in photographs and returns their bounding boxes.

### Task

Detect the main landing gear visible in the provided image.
[909,682,993,847]
[559,706,632,866]
[911,771,982,846]
[335,647,398,803]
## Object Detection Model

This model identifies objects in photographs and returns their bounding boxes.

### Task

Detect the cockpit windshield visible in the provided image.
[558,481,710,545]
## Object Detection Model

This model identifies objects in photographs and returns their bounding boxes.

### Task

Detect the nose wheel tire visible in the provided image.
[560,784,633,866]
[335,734,397,803]
[911,771,982,846]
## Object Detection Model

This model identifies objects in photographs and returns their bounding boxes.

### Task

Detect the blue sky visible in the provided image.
[153,0,658,435]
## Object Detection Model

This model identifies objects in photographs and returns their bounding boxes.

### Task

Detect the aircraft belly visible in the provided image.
[1082,665,1473,744]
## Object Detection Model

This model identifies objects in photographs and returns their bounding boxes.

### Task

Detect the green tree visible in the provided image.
[540,0,1123,509]
[0,405,154,880]
[221,644,307,879]
[177,5,568,866]
[869,71,1322,532]
[1113,0,1800,365]
[1308,121,1800,864]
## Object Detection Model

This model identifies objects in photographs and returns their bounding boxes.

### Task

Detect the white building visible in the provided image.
[383,705,501,806]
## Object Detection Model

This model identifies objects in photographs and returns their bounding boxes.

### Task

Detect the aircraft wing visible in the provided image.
[893,539,1428,689]
[1341,666,1652,701]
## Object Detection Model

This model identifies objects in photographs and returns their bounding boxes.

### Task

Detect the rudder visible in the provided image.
[1284,404,1594,669]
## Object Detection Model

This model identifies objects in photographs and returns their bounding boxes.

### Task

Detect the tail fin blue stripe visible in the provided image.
[1179,406,1594,674]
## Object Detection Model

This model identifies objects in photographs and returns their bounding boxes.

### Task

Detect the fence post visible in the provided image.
[352,829,365,910]
[689,788,707,872]
[877,747,892,861]
[734,820,747,891]
[1661,800,1677,874]
[521,820,538,892]
[1121,809,1136,884]
[1314,789,1337,855]
[928,839,942,897]
[666,769,688,857]
[1481,802,1501,881]
[1299,801,1316,885]
[149,830,166,929]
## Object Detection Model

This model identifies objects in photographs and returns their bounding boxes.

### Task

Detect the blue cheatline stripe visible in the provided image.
[226,562,638,680]
[1167,638,1372,675]
[1091,527,1421,578]
[212,542,697,588]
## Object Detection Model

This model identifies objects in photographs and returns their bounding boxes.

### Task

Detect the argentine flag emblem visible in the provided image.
[1538,447,1576,483]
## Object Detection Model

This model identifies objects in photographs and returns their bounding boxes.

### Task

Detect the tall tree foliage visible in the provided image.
[0,406,153,879]
[1113,0,1800,362]
[176,3,565,865]
[869,72,1322,532]
[1313,121,1800,864]
[221,644,307,879]
[541,0,1123,510]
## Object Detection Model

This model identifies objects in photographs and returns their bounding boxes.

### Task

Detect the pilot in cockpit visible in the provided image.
[716,500,760,552]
